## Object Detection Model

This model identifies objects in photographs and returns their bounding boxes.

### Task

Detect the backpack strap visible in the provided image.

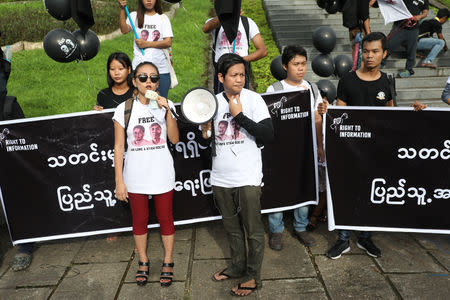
[387,73,397,107]
[308,81,320,102]
[123,97,135,151]
[241,16,250,47]
[271,81,283,91]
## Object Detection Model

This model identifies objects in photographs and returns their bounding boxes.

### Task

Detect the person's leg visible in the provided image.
[293,205,315,246]
[418,38,445,65]
[384,26,405,66]
[128,192,150,284]
[153,190,175,286]
[405,28,419,72]
[268,212,284,233]
[231,185,264,296]
[157,73,171,98]
[213,186,246,278]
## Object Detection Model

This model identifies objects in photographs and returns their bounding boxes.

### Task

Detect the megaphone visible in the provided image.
[180,87,218,124]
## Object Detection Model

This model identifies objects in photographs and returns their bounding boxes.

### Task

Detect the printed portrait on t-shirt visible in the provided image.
[152,30,161,41]
[149,123,165,145]
[217,120,231,141]
[132,125,151,146]
[141,30,149,41]
[231,118,246,140]
[219,30,243,47]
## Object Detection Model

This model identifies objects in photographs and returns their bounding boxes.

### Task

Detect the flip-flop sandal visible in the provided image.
[11,253,32,271]
[230,283,257,297]
[212,268,231,282]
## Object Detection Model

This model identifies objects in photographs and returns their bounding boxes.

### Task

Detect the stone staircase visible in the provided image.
[262,0,450,107]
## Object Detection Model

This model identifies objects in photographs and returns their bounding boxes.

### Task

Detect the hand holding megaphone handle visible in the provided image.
[201,121,212,139]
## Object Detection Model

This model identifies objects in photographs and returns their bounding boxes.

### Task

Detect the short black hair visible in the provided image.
[217,53,245,77]
[106,52,132,88]
[282,45,307,66]
[362,32,387,51]
[437,8,450,19]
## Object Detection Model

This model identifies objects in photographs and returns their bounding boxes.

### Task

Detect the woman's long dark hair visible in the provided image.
[137,0,163,28]
[106,52,132,88]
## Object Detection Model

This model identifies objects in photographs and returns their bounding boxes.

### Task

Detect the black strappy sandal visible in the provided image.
[160,262,174,287]
[136,261,149,286]
[230,283,257,297]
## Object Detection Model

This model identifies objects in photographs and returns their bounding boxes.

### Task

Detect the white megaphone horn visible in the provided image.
[180,87,218,125]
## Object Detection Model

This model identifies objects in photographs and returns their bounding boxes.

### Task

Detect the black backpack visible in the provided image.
[0,94,25,121]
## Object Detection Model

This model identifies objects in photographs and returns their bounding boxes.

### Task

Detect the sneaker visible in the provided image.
[295,231,316,247]
[326,239,350,259]
[357,237,381,258]
[11,253,32,271]
[398,70,411,78]
[269,232,283,251]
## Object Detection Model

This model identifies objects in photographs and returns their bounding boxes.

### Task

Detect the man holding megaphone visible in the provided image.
[201,53,273,297]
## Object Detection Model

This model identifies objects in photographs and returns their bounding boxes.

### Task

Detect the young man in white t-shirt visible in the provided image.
[202,9,267,94]
[266,45,328,251]
[201,53,273,297]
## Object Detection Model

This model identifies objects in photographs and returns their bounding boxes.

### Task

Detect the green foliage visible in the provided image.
[241,0,279,93]
[6,0,212,117]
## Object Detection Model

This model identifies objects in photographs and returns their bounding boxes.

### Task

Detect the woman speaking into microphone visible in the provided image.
[113,61,178,287]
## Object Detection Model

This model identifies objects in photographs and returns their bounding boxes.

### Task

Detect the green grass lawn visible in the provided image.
[6,0,211,118]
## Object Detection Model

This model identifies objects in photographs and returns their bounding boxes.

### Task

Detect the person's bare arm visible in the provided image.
[114,121,128,202]
[118,0,132,34]
[243,34,267,62]
[135,37,172,49]
[413,9,428,21]
[202,17,221,33]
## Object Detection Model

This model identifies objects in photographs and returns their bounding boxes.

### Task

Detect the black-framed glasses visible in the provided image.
[137,74,160,83]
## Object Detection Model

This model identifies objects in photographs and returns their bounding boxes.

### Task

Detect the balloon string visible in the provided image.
[77,59,100,100]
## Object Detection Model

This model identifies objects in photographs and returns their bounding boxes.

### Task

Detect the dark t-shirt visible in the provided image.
[96,87,134,109]
[419,18,442,39]
[395,0,429,29]
[337,71,392,106]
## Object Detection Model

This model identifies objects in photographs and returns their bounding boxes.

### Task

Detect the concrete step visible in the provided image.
[397,87,443,100]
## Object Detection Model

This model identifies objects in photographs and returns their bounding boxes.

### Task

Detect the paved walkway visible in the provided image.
[0,215,449,299]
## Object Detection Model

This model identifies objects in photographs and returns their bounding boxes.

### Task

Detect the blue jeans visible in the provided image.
[157,73,171,99]
[18,242,34,255]
[268,205,309,233]
[338,230,371,241]
[417,38,445,64]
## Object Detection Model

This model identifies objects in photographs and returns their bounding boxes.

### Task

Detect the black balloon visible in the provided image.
[43,29,80,63]
[312,26,336,54]
[316,79,337,101]
[333,54,352,78]
[326,0,340,14]
[270,55,287,81]
[312,54,334,77]
[72,29,100,61]
[317,0,327,9]
[44,0,71,21]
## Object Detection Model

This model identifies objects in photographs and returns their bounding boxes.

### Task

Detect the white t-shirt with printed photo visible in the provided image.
[113,98,175,195]
[126,12,173,73]
[211,88,271,188]
[207,17,260,62]
[265,80,323,110]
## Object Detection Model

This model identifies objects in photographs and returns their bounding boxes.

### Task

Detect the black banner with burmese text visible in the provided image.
[325,107,450,234]
[0,90,318,245]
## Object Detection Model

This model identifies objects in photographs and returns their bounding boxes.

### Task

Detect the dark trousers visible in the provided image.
[213,185,264,286]
[386,27,419,71]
